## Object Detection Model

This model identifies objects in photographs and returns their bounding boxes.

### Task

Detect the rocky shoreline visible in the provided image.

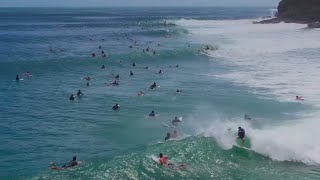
[255,0,320,28]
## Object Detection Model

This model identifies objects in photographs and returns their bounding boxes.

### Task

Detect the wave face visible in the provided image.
[2,7,320,180]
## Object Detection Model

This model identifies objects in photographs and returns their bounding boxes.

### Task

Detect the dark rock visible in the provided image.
[255,0,320,28]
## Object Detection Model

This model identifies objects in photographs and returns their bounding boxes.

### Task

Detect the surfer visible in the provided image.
[158,70,163,74]
[112,103,120,110]
[176,89,182,93]
[24,72,31,77]
[159,153,186,169]
[149,110,156,117]
[91,53,96,57]
[50,156,79,170]
[237,126,245,146]
[130,71,134,76]
[150,82,157,89]
[165,132,171,141]
[172,117,182,126]
[144,66,149,70]
[69,94,75,101]
[16,74,20,81]
[296,96,304,101]
[111,81,119,86]
[115,74,120,79]
[244,114,252,120]
[132,63,136,67]
[77,90,83,96]
[171,131,178,138]
[84,77,91,82]
[101,65,105,69]
[138,91,144,96]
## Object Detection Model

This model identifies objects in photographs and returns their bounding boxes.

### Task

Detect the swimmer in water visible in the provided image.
[77,90,83,96]
[159,153,186,169]
[150,82,157,89]
[50,156,79,170]
[112,103,120,110]
[138,91,144,96]
[176,89,182,93]
[165,132,171,141]
[149,110,156,117]
[16,74,20,81]
[130,71,134,76]
[69,94,75,101]
[172,117,182,126]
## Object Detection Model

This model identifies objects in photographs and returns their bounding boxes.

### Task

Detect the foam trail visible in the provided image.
[178,19,320,164]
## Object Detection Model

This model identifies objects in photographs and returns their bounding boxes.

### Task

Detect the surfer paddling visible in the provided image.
[50,156,79,170]
[159,153,186,170]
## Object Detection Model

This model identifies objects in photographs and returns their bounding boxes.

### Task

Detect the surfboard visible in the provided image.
[162,122,175,128]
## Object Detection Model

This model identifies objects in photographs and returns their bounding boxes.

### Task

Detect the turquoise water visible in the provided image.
[1,7,320,179]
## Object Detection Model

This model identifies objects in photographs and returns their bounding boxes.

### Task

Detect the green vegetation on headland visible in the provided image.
[256,0,320,28]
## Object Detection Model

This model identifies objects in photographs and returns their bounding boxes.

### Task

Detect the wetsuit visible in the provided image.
[238,128,245,139]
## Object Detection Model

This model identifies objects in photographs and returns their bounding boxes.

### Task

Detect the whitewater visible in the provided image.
[177,18,320,165]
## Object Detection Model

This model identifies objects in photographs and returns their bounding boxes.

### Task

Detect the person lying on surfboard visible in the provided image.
[296,96,304,101]
[237,126,245,146]
[159,153,186,170]
[50,156,79,170]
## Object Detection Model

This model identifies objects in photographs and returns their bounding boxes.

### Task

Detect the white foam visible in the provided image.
[178,18,320,164]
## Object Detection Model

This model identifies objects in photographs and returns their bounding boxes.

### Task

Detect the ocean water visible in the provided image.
[1,7,320,180]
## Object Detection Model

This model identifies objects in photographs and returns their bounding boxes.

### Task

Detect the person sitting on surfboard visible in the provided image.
[172,117,182,126]
[16,74,20,81]
[69,94,75,101]
[165,132,171,141]
[159,153,186,169]
[171,131,178,138]
[50,156,79,170]
[77,90,83,96]
[112,103,120,110]
[149,110,156,117]
[237,127,245,146]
